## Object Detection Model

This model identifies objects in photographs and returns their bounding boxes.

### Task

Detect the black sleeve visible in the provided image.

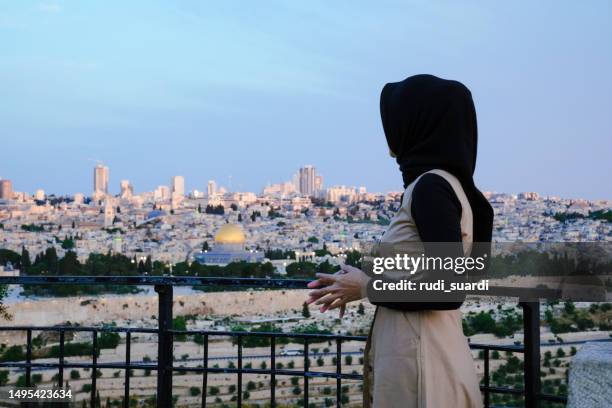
[372,173,465,311]
[411,173,462,243]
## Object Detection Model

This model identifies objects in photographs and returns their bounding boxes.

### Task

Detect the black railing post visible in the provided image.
[237,335,242,406]
[304,338,309,407]
[202,334,208,408]
[520,301,540,408]
[58,329,65,387]
[155,284,173,408]
[124,331,131,408]
[91,330,98,408]
[483,348,490,408]
[25,329,32,387]
[336,338,342,408]
[270,335,276,408]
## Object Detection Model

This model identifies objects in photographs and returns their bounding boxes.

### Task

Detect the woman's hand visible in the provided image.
[306,264,368,317]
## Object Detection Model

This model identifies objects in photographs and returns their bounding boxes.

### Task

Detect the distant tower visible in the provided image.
[207,180,217,197]
[172,176,185,197]
[120,180,133,199]
[314,175,323,197]
[0,179,13,200]
[298,165,316,196]
[93,164,109,196]
[103,201,115,227]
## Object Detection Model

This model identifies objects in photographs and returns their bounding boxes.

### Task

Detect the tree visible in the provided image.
[197,203,202,213]
[0,370,9,386]
[59,251,81,275]
[345,250,362,267]
[45,247,59,274]
[62,236,75,250]
[563,301,575,315]
[144,256,153,273]
[357,303,365,315]
[202,241,210,251]
[21,246,31,269]
[302,302,311,318]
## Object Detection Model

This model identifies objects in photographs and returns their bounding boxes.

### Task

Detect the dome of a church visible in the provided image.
[214,223,246,244]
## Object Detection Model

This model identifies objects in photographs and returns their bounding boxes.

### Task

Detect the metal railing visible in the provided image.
[0,276,568,407]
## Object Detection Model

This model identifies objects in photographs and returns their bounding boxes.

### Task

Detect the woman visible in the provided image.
[307,74,494,407]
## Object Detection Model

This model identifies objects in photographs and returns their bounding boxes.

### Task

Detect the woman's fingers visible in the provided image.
[308,286,335,298]
[306,279,325,289]
[316,292,344,312]
[314,273,338,283]
[315,292,343,306]
[307,273,339,289]
[327,297,348,311]
[306,284,338,304]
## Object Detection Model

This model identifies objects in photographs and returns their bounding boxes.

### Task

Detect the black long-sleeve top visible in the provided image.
[372,173,465,311]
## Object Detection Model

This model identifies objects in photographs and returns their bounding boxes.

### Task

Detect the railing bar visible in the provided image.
[124,331,131,408]
[155,284,173,407]
[484,348,490,408]
[202,334,208,408]
[237,335,242,406]
[0,362,363,379]
[480,385,527,395]
[58,329,64,387]
[25,329,32,387]
[91,330,98,408]
[270,335,276,408]
[336,338,342,408]
[304,338,309,407]
[520,301,541,408]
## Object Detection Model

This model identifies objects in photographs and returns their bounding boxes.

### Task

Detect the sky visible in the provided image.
[1,1,611,199]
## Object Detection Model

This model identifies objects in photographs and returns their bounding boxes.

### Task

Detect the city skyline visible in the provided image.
[2,2,611,199]
[1,161,609,201]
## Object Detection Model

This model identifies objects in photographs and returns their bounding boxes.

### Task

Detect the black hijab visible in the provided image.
[380,74,493,243]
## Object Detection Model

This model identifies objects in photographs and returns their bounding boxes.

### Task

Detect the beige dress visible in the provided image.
[363,169,483,408]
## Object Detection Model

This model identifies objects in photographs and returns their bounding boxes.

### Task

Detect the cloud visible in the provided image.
[38,3,61,13]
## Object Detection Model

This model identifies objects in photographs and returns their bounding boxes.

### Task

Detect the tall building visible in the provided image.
[315,175,324,196]
[172,176,185,197]
[0,179,13,200]
[120,180,133,199]
[207,180,217,197]
[93,164,109,195]
[298,165,316,196]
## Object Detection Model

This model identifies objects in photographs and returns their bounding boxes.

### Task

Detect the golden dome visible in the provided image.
[214,223,246,244]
